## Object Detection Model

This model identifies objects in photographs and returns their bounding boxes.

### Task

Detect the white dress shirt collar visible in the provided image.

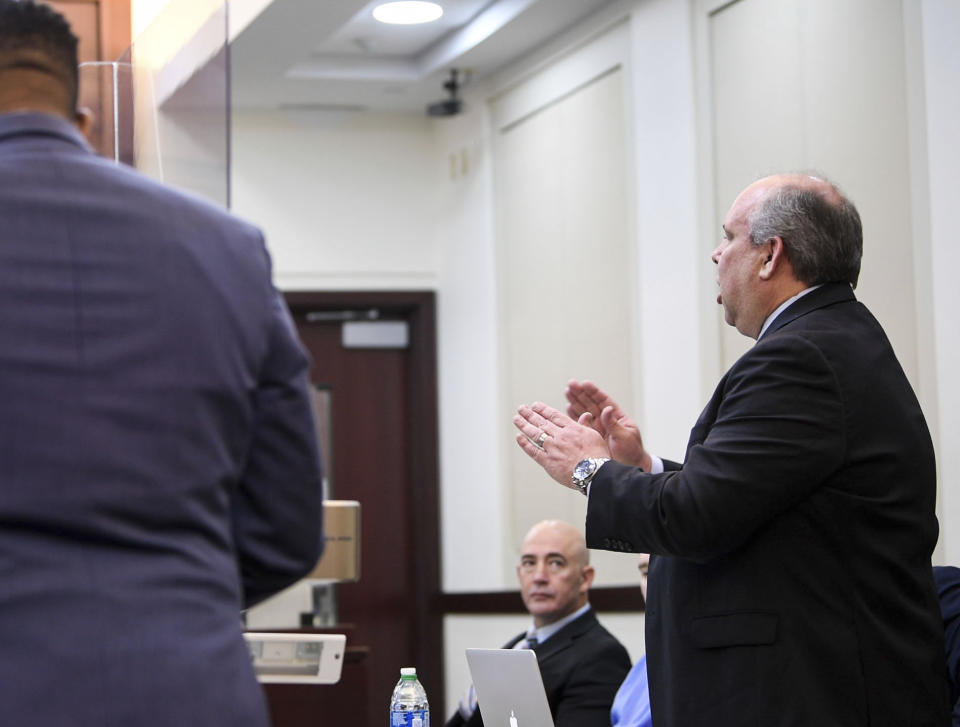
[526,603,591,645]
[758,284,821,339]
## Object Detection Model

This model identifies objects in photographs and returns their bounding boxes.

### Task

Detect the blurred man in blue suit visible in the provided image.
[0,2,323,724]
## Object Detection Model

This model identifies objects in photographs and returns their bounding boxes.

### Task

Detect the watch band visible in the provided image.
[572,457,610,495]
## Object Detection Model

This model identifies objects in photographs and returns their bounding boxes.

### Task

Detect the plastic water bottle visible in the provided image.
[389,666,430,727]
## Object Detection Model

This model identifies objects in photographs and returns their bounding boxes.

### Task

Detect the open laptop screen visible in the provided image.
[465,648,554,727]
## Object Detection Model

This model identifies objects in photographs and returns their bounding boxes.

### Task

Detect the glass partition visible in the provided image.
[77,57,134,165]
[79,0,230,208]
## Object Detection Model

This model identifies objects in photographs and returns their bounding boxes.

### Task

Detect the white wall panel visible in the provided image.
[232,110,439,290]
[490,26,640,587]
[433,108,510,592]
[706,0,917,381]
[918,0,960,564]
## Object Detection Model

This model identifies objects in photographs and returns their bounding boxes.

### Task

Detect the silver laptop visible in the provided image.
[465,648,554,727]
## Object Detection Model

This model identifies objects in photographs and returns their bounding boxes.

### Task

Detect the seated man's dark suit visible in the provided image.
[586,283,950,726]
[934,565,960,725]
[445,607,631,727]
[0,112,323,726]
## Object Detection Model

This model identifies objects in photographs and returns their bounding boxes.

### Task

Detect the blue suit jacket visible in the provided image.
[587,283,949,726]
[0,112,323,726]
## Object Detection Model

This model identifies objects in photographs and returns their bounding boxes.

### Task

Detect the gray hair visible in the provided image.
[748,180,862,288]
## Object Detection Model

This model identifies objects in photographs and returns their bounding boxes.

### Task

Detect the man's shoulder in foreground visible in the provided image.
[0,110,263,244]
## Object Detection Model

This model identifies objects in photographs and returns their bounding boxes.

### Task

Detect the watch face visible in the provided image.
[573,459,596,481]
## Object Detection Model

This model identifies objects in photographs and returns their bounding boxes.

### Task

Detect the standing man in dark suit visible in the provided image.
[0,2,323,725]
[514,173,950,725]
[446,519,631,727]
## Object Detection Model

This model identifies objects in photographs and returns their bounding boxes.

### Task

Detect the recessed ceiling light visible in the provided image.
[372,1,443,25]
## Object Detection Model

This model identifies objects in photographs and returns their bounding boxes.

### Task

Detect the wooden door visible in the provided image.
[48,0,129,62]
[266,291,442,727]
[48,0,132,161]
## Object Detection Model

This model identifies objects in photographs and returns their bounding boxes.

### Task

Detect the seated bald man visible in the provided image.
[446,520,631,727]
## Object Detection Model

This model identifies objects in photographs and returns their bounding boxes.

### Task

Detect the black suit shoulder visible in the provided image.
[534,610,631,727]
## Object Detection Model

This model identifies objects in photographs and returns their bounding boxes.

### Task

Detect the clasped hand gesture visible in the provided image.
[513,380,651,490]
[564,380,651,472]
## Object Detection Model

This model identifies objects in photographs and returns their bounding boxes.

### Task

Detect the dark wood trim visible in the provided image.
[441,586,645,614]
[52,0,133,162]
[284,290,444,705]
[51,0,131,60]
[98,0,133,165]
[98,0,131,61]
[405,294,443,697]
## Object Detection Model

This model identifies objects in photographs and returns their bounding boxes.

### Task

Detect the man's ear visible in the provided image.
[580,564,595,593]
[74,106,94,140]
[758,237,787,280]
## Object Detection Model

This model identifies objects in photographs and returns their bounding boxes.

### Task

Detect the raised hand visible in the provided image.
[565,380,650,470]
[513,402,608,490]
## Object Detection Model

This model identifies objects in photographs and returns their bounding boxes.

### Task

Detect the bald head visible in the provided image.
[517,520,594,628]
[747,173,842,202]
[713,172,862,338]
[743,172,862,289]
[522,520,590,567]
[0,0,80,118]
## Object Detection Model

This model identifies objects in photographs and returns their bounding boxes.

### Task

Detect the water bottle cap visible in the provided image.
[400,667,417,678]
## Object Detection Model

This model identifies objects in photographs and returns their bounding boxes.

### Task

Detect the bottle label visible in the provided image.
[390,709,429,727]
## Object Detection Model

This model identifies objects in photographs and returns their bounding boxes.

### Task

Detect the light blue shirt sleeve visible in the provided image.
[610,654,651,727]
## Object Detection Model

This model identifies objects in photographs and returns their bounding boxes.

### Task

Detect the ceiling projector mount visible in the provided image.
[427,68,465,117]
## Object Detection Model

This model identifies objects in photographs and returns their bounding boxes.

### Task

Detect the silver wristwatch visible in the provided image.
[571,457,610,495]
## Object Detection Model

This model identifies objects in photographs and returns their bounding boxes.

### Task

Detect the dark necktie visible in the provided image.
[525,635,538,649]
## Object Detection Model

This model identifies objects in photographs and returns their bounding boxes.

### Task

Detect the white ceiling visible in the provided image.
[228,0,618,113]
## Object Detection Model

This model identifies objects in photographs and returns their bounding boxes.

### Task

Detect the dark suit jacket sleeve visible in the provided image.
[231,241,324,607]
[588,333,844,560]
